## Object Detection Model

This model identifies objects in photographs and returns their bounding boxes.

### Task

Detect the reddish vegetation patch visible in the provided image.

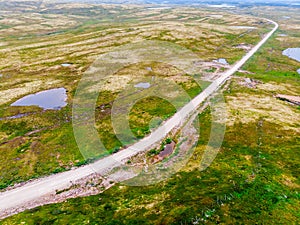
[158,141,176,160]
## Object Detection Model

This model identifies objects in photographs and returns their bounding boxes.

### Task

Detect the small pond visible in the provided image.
[282,48,300,62]
[134,82,151,89]
[11,88,67,110]
[214,58,228,65]
[297,69,300,75]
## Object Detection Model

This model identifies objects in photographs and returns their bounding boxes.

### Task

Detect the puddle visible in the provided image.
[282,48,300,62]
[213,58,228,65]
[145,67,152,71]
[11,88,67,110]
[0,74,3,77]
[134,82,151,89]
[61,63,72,67]
[278,34,288,37]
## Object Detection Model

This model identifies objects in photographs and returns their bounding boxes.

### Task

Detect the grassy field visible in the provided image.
[1,2,299,224]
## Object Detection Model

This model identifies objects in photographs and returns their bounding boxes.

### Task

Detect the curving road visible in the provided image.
[0,19,278,218]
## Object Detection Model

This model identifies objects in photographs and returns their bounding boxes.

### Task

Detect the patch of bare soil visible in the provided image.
[157,141,176,160]
[194,61,229,81]
[197,61,252,81]
[238,77,263,88]
[275,94,300,105]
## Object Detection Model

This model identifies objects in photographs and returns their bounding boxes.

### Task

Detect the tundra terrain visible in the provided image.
[0,1,299,224]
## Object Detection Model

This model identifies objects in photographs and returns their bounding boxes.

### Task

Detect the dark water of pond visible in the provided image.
[11,88,67,110]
